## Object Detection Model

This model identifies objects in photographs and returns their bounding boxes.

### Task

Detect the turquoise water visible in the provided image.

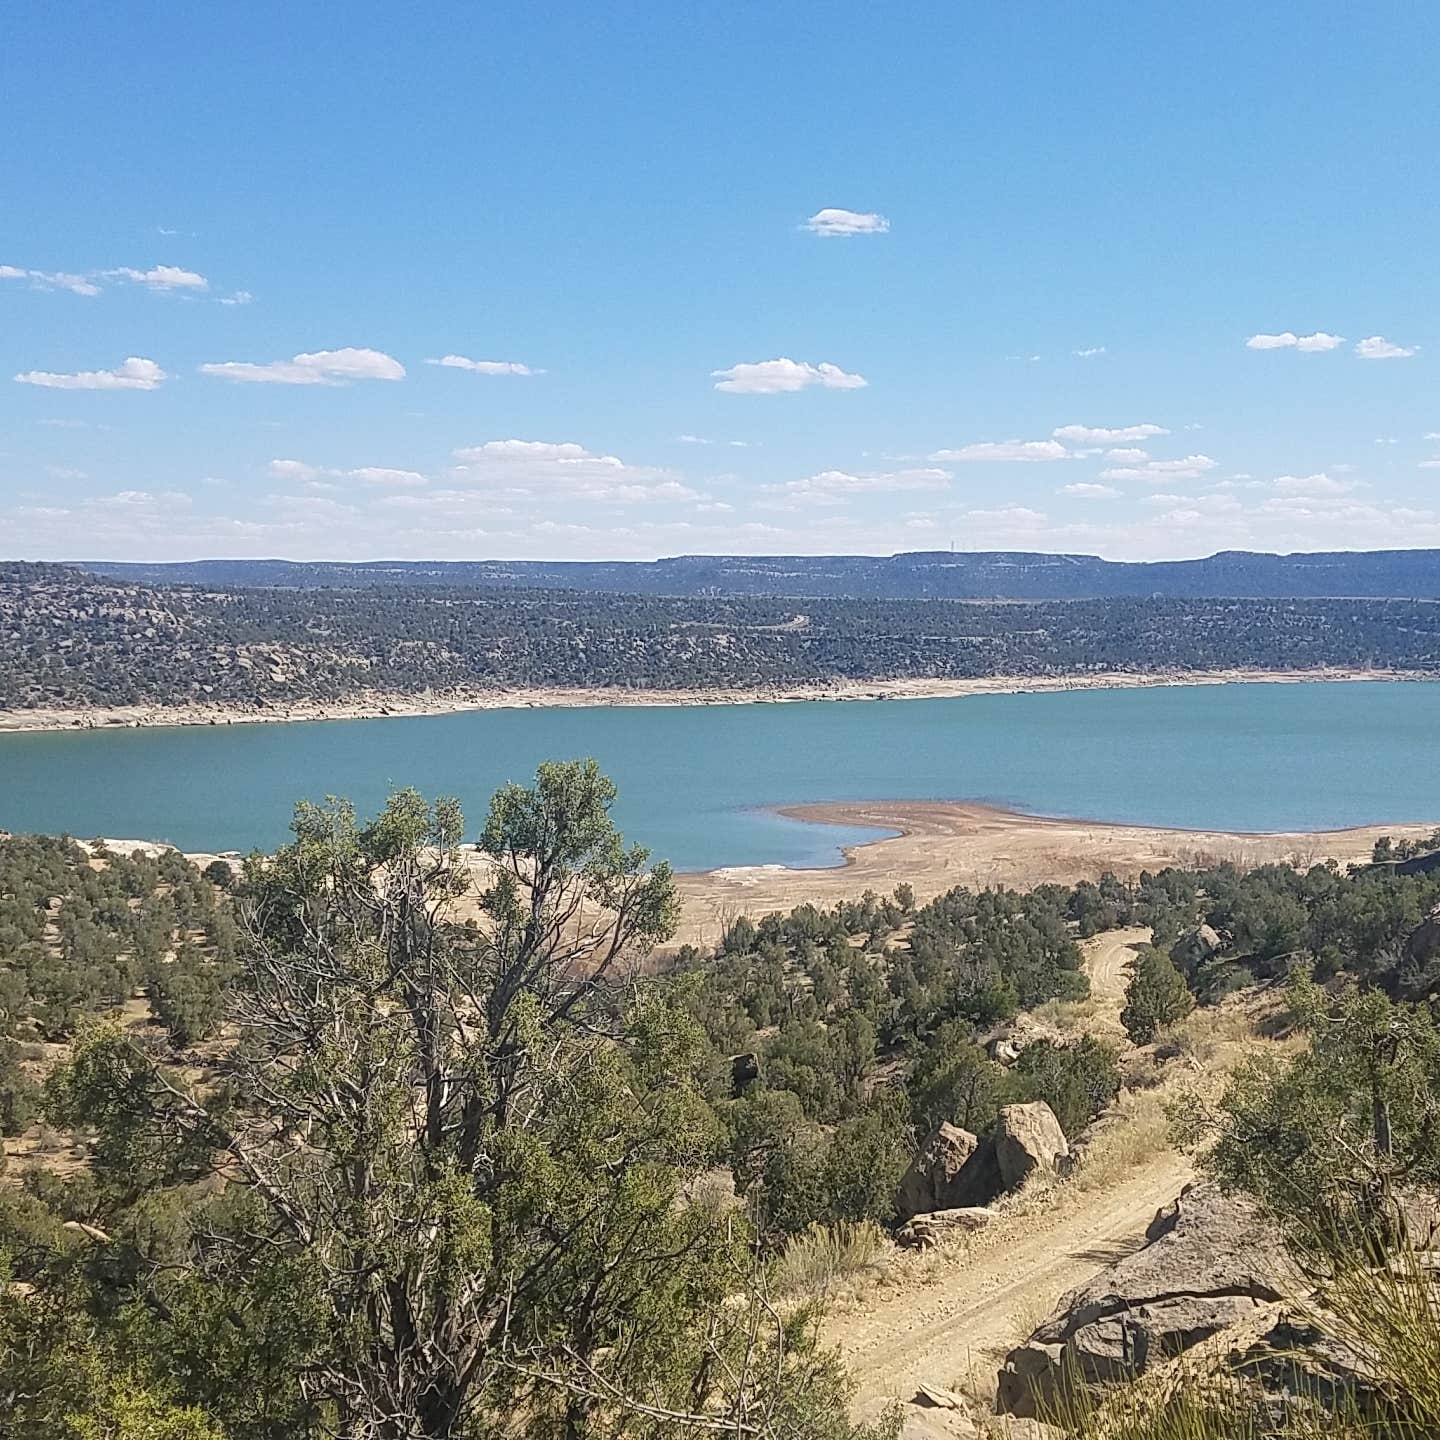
[0,682,1437,870]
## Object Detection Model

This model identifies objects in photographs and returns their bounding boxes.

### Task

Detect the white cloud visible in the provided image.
[1100,454,1220,482]
[1060,483,1120,499]
[268,459,428,488]
[106,264,208,290]
[1245,331,1345,351]
[426,354,541,376]
[14,356,167,391]
[199,347,406,385]
[450,439,698,504]
[220,290,254,306]
[1271,473,1360,496]
[803,208,890,236]
[711,357,867,394]
[964,505,1047,526]
[1072,346,1107,358]
[1,265,102,296]
[777,467,951,505]
[1052,423,1169,444]
[1354,335,1417,360]
[932,439,1069,463]
[1104,447,1150,462]
[1419,459,1440,470]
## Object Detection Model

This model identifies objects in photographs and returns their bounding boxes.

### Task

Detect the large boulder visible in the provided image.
[996,1183,1290,1418]
[1170,924,1222,975]
[894,1123,1002,1219]
[994,1102,1069,1192]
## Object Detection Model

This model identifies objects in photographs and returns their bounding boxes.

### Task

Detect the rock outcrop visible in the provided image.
[994,1102,1069,1192]
[996,1183,1290,1418]
[896,1206,996,1250]
[895,1122,1002,1219]
[1170,924,1222,975]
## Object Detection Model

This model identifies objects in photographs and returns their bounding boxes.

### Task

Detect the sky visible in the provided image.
[3,2,1438,564]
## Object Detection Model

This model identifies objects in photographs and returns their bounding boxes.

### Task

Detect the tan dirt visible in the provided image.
[672,800,1435,946]
[816,930,1264,1432]
[0,666,1425,733]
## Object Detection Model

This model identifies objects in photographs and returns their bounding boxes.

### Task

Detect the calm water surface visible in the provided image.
[0,682,1436,870]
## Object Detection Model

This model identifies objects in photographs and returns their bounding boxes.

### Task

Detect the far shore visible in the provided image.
[84,796,1438,951]
[671,799,1438,945]
[0,665,1430,735]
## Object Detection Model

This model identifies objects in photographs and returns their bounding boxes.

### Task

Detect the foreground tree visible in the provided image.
[1120,949,1194,1045]
[44,763,895,1440]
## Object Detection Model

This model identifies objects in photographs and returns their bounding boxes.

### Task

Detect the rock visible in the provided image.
[1170,924,1222,975]
[994,1102,1069,1192]
[896,1206,996,1249]
[988,1036,1021,1065]
[895,1124,1002,1219]
[913,1382,966,1409]
[996,1182,1290,1418]
[1405,906,1440,968]
[730,1052,760,1096]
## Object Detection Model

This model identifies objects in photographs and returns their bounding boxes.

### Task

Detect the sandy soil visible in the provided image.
[671,800,1435,945]
[824,927,1215,1432]
[0,666,1424,734]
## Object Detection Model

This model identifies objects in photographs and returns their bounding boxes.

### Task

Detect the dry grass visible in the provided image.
[1072,1089,1172,1194]
[769,1220,891,1300]
[1032,995,1103,1033]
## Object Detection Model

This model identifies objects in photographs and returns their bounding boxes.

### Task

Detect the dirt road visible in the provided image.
[826,926,1183,1429]
[833,1149,1193,1427]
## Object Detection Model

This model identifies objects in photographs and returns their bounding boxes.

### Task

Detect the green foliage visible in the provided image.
[1122,949,1195,1044]
[1012,1036,1122,1139]
[1176,972,1440,1235]
[5,567,1440,713]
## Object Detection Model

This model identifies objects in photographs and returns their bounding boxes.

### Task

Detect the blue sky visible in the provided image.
[3,1,1438,562]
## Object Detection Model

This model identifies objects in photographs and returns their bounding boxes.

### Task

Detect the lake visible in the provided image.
[0,681,1437,870]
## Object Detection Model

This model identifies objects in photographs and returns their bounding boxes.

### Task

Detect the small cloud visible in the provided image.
[1245,331,1345,351]
[200,347,405,385]
[932,439,1069,462]
[426,354,541,376]
[1104,447,1150,461]
[1272,473,1360,495]
[106,264,208,291]
[777,467,951,504]
[1053,423,1169,445]
[1072,346,1107,358]
[1,265,101,296]
[268,458,427,488]
[1355,335,1417,360]
[1101,454,1219,482]
[678,434,711,445]
[1060,482,1120,499]
[712,357,867,394]
[219,290,254,306]
[14,356,167,391]
[803,207,890,236]
[1420,459,1440,470]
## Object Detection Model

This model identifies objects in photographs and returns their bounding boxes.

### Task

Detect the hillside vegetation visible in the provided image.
[3,564,1438,713]
[3,764,1440,1436]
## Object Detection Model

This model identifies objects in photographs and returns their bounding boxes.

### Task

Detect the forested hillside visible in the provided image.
[3,564,1438,714]
[3,769,1440,1436]
[80,548,1440,600]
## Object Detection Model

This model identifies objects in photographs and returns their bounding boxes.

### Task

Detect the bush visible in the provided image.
[1013,1037,1121,1138]
[1122,949,1195,1044]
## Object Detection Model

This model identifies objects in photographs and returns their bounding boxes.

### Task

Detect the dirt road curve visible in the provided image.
[827,927,1180,1428]
[833,1150,1193,1425]
[1086,925,1151,1013]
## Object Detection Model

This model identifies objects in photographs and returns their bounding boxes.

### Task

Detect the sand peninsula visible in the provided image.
[0,666,1429,734]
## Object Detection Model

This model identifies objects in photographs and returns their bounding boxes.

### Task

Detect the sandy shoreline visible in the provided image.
[671,799,1437,946]
[0,666,1428,734]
